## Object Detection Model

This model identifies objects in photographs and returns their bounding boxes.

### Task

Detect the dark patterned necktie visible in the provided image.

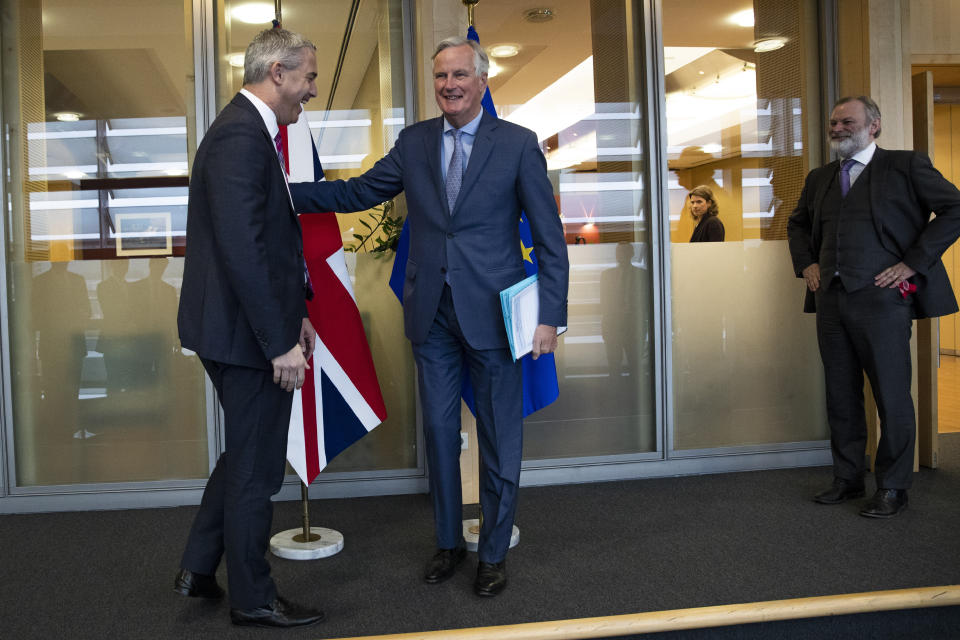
[274,132,285,171]
[839,158,856,197]
[445,129,463,213]
[275,131,314,300]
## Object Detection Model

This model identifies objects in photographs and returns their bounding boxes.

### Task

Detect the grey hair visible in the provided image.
[243,28,316,85]
[834,95,882,138]
[432,36,489,76]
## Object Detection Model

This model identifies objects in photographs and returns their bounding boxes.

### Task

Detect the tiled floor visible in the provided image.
[938,354,960,434]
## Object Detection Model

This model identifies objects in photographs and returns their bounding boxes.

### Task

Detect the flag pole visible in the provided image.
[463,0,478,27]
[457,0,519,553]
[266,0,344,561]
[270,477,345,560]
[294,481,321,543]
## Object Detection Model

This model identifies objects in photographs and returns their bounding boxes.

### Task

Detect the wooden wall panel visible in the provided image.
[933,104,957,353]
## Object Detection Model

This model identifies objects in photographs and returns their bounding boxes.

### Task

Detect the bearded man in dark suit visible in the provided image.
[788,95,960,518]
[290,36,568,597]
[173,28,325,628]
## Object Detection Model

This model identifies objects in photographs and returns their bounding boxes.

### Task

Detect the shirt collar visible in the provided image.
[443,109,484,136]
[240,88,280,140]
[848,141,877,166]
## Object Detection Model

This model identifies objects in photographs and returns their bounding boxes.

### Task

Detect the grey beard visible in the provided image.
[830,127,870,158]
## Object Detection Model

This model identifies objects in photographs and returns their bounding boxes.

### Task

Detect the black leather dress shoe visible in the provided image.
[424,546,466,584]
[474,561,507,597]
[173,568,224,599]
[230,596,325,628]
[813,477,865,504]
[860,489,908,518]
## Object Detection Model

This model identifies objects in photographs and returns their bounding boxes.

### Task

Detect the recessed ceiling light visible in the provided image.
[489,44,519,58]
[702,143,722,154]
[523,8,555,23]
[55,112,80,122]
[730,9,755,27]
[228,53,245,68]
[231,3,274,25]
[488,61,503,78]
[754,38,786,52]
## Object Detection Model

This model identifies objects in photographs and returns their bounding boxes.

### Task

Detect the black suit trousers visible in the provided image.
[180,358,294,609]
[815,280,915,489]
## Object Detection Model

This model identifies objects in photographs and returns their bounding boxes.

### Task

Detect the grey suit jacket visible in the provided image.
[291,111,569,349]
[787,147,960,319]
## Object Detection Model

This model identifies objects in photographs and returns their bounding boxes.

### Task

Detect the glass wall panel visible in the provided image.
[1,0,206,485]
[663,0,828,450]
[474,0,657,460]
[215,0,417,472]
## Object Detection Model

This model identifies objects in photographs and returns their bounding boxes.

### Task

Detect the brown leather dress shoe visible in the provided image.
[474,561,507,597]
[813,477,865,504]
[173,568,224,599]
[424,546,466,584]
[230,596,325,628]
[859,489,908,518]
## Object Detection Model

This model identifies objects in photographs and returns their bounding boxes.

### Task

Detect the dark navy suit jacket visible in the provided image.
[788,147,960,319]
[178,93,308,368]
[290,110,569,349]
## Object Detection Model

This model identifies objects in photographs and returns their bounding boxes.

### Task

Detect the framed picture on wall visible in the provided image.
[115,212,173,256]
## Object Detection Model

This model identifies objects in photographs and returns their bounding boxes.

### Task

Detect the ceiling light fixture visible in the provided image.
[523,8,555,23]
[487,61,503,78]
[730,9,755,27]
[754,38,787,52]
[231,3,274,25]
[489,44,520,58]
[228,53,245,68]
[55,112,80,122]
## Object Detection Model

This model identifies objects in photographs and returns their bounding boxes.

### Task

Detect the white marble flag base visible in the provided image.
[270,527,344,560]
[462,519,519,552]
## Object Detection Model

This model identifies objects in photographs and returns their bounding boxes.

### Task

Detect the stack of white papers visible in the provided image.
[500,274,567,361]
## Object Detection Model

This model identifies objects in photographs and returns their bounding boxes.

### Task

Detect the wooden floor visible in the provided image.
[939,354,960,433]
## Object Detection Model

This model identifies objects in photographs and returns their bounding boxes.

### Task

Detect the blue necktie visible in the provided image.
[445,129,464,213]
[839,158,857,197]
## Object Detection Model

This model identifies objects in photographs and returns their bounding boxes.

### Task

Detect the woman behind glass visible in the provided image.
[688,185,724,243]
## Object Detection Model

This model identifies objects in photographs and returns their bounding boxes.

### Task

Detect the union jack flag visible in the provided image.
[281,114,387,485]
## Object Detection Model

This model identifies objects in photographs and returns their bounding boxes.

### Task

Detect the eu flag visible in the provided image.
[389,26,561,417]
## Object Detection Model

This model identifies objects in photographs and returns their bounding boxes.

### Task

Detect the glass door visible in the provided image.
[1,0,207,488]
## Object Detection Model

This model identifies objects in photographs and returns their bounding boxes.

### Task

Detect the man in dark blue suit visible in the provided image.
[788,96,960,518]
[173,28,325,628]
[291,36,569,596]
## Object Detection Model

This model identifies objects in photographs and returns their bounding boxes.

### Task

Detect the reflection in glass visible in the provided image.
[664,0,829,450]
[476,0,657,460]
[2,0,207,485]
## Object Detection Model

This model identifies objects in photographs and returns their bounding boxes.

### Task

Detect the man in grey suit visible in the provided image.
[174,28,325,628]
[291,36,569,596]
[788,95,960,518]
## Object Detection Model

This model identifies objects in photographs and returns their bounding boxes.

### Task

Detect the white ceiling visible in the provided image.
[35,0,764,121]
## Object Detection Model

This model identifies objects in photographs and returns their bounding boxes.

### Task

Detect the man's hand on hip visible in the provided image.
[272,344,310,392]
[802,263,821,292]
[531,324,558,360]
[875,262,916,289]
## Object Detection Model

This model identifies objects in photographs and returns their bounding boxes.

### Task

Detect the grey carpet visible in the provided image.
[2,434,959,639]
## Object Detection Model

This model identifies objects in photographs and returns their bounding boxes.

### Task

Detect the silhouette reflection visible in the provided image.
[32,262,91,441]
[600,242,648,381]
